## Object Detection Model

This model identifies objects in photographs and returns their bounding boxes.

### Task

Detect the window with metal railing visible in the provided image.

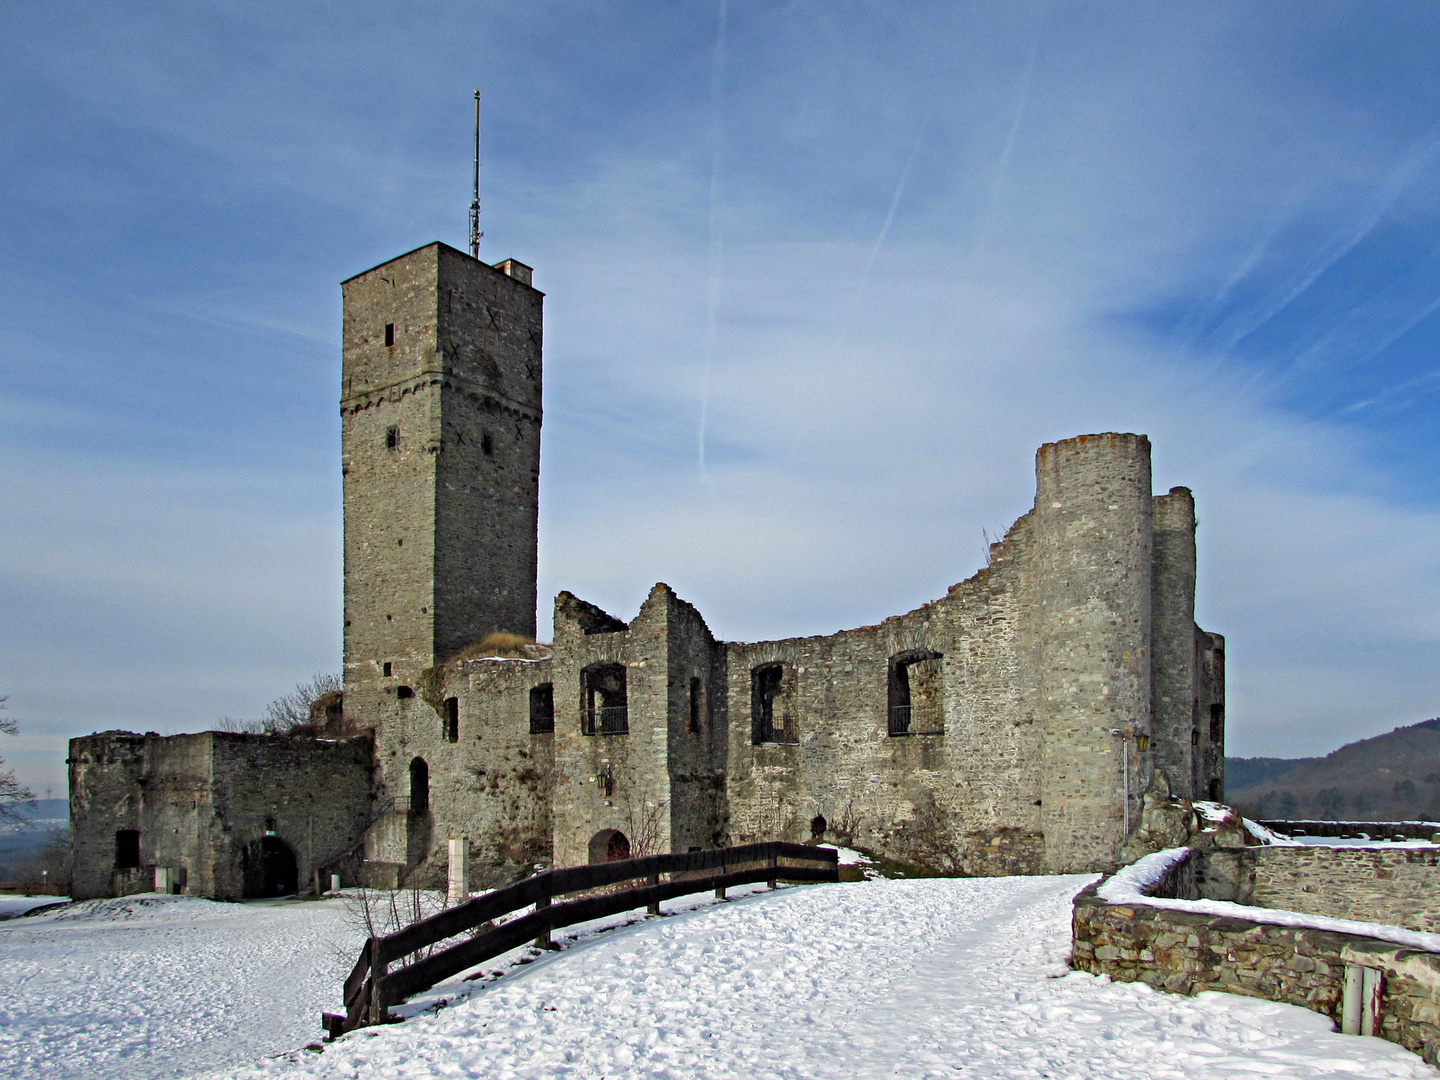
[751,662,797,744]
[888,649,945,736]
[581,662,628,735]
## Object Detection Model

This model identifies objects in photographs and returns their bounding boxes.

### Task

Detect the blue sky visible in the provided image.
[3,1,1439,790]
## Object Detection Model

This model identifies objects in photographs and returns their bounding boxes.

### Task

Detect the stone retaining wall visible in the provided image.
[1072,862,1440,1065]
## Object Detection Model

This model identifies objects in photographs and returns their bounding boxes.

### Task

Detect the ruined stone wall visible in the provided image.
[1073,875,1440,1067]
[721,516,1044,877]
[368,654,554,888]
[1151,488,1196,799]
[1197,631,1226,801]
[70,733,197,901]
[207,734,373,899]
[663,591,729,854]
[532,432,1219,876]
[549,589,675,869]
[69,732,371,901]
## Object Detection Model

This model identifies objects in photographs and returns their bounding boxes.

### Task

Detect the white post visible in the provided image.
[1342,965,1363,1035]
[447,837,470,906]
[1361,967,1383,1037]
[330,874,341,895]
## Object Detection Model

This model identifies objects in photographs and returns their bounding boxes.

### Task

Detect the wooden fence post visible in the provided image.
[647,872,661,916]
[767,853,778,890]
[367,936,388,1026]
[534,894,552,949]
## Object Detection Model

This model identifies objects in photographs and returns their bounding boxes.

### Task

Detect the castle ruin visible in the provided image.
[69,240,1225,900]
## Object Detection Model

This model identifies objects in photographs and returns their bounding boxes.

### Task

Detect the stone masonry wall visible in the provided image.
[1034,434,1154,872]
[1237,847,1440,933]
[550,588,675,869]
[341,242,542,753]
[69,732,372,901]
[721,514,1045,876]
[1151,487,1196,799]
[367,655,554,889]
[1073,875,1440,1066]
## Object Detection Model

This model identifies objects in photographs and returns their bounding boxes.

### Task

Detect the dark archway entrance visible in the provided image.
[410,757,430,813]
[241,836,299,897]
[588,828,631,864]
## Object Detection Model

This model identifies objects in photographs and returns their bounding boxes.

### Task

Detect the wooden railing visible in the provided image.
[323,841,838,1037]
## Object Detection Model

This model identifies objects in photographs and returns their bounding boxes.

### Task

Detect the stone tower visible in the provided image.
[340,242,542,713]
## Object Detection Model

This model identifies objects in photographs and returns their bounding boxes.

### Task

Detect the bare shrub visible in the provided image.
[342,884,447,960]
[0,694,37,826]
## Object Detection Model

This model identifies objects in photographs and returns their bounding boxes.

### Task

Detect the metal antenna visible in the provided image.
[468,90,483,259]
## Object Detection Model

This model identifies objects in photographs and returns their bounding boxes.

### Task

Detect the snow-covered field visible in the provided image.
[3,877,1435,1080]
[0,893,365,1080]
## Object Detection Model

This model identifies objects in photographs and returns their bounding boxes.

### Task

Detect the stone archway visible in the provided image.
[240,835,299,897]
[588,828,631,864]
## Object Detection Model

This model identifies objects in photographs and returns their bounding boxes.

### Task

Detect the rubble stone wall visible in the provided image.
[1073,874,1440,1066]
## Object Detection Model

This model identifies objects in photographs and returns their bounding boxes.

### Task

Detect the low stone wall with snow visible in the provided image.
[1245,847,1440,933]
[1072,849,1440,1066]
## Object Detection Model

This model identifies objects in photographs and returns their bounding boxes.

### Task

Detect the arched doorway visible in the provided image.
[410,757,429,813]
[588,828,631,864]
[240,836,299,898]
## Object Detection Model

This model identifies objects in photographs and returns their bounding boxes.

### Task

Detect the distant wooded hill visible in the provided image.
[1226,718,1440,821]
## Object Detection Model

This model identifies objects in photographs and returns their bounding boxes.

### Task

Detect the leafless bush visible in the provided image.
[0,694,37,826]
[212,674,343,736]
[341,885,447,960]
[18,827,71,894]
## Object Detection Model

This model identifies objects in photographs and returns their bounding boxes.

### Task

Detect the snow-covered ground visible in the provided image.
[0,893,69,918]
[3,877,1435,1080]
[0,893,365,1080]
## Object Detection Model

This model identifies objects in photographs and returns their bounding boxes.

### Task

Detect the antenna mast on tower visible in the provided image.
[468,90,483,259]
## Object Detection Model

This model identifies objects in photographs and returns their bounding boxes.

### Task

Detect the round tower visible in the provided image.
[1034,433,1153,872]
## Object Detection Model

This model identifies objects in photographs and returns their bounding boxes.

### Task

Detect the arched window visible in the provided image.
[888,650,944,736]
[588,828,631,864]
[409,757,429,813]
[581,663,627,735]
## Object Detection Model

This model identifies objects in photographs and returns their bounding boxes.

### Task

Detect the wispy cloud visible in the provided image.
[1211,129,1440,353]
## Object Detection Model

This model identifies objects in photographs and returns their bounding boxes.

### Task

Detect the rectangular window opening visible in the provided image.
[444,698,459,743]
[887,650,946,737]
[581,664,628,735]
[384,322,395,347]
[529,683,555,734]
[750,663,797,744]
[688,676,704,734]
[1209,703,1224,742]
[116,829,140,870]
[382,662,392,677]
[385,426,399,450]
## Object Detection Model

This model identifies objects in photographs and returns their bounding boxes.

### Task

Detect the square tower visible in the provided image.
[340,242,542,711]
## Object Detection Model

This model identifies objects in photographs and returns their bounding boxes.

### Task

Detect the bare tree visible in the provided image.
[211,674,343,736]
[0,695,38,826]
[262,673,342,733]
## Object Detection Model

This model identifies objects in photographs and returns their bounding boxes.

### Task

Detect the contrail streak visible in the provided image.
[697,0,727,483]
[963,24,1041,293]
[836,116,931,349]
[1214,129,1440,353]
